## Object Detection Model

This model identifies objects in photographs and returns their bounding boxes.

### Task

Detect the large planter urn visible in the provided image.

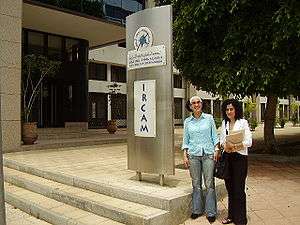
[22,122,38,145]
[107,120,117,134]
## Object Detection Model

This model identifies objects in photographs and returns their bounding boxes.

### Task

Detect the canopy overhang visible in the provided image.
[23,1,125,48]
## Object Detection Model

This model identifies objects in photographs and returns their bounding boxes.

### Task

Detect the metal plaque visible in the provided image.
[127,45,166,70]
[127,5,174,175]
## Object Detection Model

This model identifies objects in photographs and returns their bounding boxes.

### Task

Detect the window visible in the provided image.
[48,35,62,60]
[111,66,126,83]
[104,0,144,23]
[111,94,127,120]
[89,63,107,80]
[173,75,182,88]
[28,31,44,55]
[284,105,288,118]
[279,104,284,118]
[174,98,183,119]
[66,38,80,62]
[261,103,266,121]
[88,93,108,128]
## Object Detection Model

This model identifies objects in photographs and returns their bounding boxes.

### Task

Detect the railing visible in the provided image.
[32,0,104,18]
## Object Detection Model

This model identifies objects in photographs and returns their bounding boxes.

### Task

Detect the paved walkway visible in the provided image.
[4,144,300,225]
[182,159,300,225]
[3,124,300,224]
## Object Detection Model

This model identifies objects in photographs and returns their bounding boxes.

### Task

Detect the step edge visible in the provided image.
[3,159,171,210]
[5,190,85,225]
[5,172,169,225]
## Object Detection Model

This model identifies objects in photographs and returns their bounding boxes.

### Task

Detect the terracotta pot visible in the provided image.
[107,120,117,134]
[22,122,38,145]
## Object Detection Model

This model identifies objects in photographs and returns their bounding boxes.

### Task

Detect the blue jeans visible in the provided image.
[189,154,217,217]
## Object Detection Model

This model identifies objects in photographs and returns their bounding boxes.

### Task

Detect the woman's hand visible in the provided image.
[224,142,234,153]
[183,150,190,168]
[213,150,221,161]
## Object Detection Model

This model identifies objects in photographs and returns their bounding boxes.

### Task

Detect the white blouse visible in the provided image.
[220,119,252,155]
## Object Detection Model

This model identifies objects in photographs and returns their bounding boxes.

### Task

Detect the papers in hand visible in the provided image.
[226,129,245,144]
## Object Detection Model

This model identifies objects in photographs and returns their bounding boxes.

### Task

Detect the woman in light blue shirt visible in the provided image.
[182,96,219,223]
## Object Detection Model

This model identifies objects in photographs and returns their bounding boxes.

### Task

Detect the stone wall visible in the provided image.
[0,0,22,152]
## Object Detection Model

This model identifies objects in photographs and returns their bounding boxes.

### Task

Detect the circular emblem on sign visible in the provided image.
[134,26,153,50]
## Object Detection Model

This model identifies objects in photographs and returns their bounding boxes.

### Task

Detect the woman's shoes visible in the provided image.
[207,216,216,223]
[221,218,233,224]
[190,213,200,219]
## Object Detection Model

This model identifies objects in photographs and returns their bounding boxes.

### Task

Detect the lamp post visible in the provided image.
[107,82,121,116]
[106,82,122,133]
[0,96,7,225]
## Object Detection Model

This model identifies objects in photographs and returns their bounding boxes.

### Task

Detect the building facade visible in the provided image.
[0,0,146,152]
[1,0,299,153]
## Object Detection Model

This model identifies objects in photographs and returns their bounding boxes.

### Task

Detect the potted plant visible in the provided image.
[107,119,118,134]
[22,54,60,144]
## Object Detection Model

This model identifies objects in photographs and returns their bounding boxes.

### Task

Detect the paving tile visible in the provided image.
[255,209,284,220]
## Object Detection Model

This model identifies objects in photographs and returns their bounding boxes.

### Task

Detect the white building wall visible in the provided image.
[89,45,126,65]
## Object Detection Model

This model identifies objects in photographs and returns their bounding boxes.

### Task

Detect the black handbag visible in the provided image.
[214,151,230,180]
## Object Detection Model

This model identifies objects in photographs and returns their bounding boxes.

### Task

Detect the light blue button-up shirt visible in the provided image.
[182,113,219,156]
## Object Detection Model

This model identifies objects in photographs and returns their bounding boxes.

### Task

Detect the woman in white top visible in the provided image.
[220,99,252,225]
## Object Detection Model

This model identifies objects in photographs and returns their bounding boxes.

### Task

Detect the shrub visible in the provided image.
[249,118,258,131]
[279,118,286,128]
[214,117,222,129]
[291,115,299,126]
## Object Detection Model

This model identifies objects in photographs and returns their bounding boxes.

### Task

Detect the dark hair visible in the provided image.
[185,100,193,112]
[221,99,243,122]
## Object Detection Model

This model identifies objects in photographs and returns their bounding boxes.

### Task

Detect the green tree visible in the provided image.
[157,0,300,153]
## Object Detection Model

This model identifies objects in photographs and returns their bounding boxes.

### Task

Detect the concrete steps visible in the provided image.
[20,138,126,152]
[3,159,181,211]
[4,167,170,225]
[4,158,227,225]
[5,183,123,225]
[38,128,89,140]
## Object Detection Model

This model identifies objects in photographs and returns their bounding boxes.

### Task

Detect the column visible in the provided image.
[210,99,214,115]
[256,95,261,123]
[0,0,22,152]
[107,64,112,120]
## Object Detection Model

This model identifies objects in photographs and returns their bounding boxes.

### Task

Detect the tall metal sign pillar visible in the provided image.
[126,5,174,186]
[0,94,6,224]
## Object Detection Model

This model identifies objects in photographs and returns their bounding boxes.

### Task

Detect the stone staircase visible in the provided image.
[20,128,127,151]
[37,128,89,140]
[3,158,226,225]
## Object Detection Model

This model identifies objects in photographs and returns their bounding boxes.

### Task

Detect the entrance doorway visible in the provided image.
[38,80,64,127]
